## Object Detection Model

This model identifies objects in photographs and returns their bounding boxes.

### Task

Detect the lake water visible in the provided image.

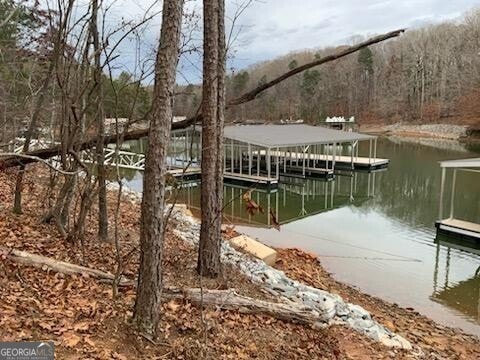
[122,136,480,336]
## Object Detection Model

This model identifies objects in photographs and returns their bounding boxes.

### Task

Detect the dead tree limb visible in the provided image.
[0,246,134,286]
[0,29,404,170]
[1,246,328,325]
[227,29,405,105]
[162,288,329,325]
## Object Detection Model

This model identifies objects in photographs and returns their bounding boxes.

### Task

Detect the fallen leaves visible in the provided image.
[63,332,82,348]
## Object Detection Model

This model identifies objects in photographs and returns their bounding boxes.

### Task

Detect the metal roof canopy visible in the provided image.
[221,124,375,148]
[439,158,480,168]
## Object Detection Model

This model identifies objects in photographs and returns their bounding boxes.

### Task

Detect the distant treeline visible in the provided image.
[175,9,480,126]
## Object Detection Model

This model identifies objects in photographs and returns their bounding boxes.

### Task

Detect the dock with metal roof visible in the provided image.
[169,124,389,188]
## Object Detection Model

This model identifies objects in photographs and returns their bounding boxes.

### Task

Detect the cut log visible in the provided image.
[164,288,329,325]
[0,247,134,286]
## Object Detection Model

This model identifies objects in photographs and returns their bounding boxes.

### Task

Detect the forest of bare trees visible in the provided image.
[175,9,480,126]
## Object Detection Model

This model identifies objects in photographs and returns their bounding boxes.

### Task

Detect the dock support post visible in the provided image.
[449,169,457,219]
[439,167,446,220]
[230,139,234,174]
[326,144,329,170]
[257,146,260,176]
[302,146,306,176]
[368,139,372,165]
[239,144,243,175]
[332,143,337,170]
[267,148,271,178]
[374,137,377,163]
[350,141,354,169]
[248,143,252,176]
[276,147,279,179]
[284,148,287,173]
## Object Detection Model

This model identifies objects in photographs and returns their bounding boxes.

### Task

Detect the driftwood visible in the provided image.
[163,288,328,325]
[0,29,404,170]
[0,247,134,286]
[1,246,327,325]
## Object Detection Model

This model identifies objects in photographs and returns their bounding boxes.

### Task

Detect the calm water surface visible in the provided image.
[123,137,480,336]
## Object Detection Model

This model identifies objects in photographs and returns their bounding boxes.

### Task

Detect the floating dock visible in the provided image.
[436,157,480,241]
[436,219,480,240]
[168,166,278,188]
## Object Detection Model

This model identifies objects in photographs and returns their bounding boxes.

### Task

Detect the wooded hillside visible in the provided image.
[175,9,480,126]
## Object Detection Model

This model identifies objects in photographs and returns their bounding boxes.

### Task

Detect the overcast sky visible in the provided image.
[102,0,479,84]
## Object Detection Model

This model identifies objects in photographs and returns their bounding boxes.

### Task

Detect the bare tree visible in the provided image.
[133,0,184,336]
[90,0,109,241]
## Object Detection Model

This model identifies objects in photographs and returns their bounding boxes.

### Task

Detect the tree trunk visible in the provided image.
[12,57,56,214]
[133,0,184,336]
[197,0,226,278]
[90,0,109,241]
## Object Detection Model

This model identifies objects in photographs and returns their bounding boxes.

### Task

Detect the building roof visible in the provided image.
[439,157,480,168]
[222,124,375,147]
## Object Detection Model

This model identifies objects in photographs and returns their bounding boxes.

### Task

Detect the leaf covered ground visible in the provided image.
[0,166,477,359]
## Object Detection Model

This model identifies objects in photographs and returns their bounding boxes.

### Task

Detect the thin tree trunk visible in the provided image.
[133,0,184,336]
[197,0,226,278]
[13,59,56,214]
[90,0,109,241]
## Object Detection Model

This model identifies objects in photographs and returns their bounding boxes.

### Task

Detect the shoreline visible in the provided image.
[359,123,480,141]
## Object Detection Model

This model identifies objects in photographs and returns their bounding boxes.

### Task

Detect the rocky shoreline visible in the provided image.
[360,123,473,140]
[118,185,412,349]
[171,206,412,349]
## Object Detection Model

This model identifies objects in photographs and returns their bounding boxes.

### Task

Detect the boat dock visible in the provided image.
[166,124,391,188]
[436,157,480,241]
[45,124,389,189]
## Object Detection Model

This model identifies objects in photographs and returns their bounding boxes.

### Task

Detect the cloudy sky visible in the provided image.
[102,0,479,84]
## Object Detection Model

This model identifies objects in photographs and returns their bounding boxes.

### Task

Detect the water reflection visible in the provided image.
[433,234,480,322]
[172,172,377,228]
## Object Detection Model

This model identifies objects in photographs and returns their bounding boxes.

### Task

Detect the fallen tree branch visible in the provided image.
[0,29,404,169]
[163,287,329,325]
[1,246,328,325]
[227,29,405,106]
[0,153,81,175]
[0,247,134,287]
